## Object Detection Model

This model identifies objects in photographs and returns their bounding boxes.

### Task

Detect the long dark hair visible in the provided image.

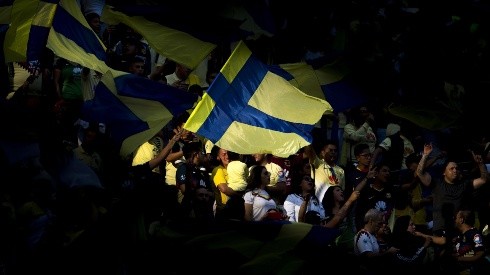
[322,185,342,211]
[391,215,423,256]
[288,158,311,195]
[246,165,266,191]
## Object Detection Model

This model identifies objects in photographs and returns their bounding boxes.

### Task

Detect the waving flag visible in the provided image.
[184,41,332,158]
[269,62,368,113]
[101,4,216,70]
[82,70,198,157]
[387,102,462,130]
[3,0,59,72]
[157,221,340,274]
[46,0,109,73]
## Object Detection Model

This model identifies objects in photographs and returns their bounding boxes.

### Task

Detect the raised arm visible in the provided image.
[304,144,317,164]
[416,143,433,187]
[354,166,377,192]
[148,132,181,170]
[471,150,488,189]
[323,191,360,228]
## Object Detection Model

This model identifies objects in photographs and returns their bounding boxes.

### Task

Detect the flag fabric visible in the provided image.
[184,41,332,158]
[3,0,59,71]
[155,221,341,274]
[220,1,277,40]
[387,103,462,130]
[269,61,368,113]
[82,70,198,157]
[100,5,216,70]
[46,0,109,73]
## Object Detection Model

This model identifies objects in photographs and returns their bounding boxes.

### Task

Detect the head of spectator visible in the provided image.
[247,165,270,190]
[322,185,345,211]
[175,63,192,81]
[354,143,372,169]
[188,84,204,98]
[182,141,205,167]
[85,12,101,34]
[121,36,142,57]
[363,208,385,234]
[127,56,145,76]
[216,148,230,169]
[441,159,461,183]
[319,140,339,165]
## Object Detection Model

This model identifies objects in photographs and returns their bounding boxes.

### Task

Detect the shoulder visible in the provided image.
[285,193,302,203]
[270,162,282,171]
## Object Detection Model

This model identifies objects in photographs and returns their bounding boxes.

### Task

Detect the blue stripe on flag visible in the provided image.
[82,81,149,151]
[26,25,50,61]
[267,64,294,81]
[198,55,313,143]
[52,6,107,62]
[113,73,198,116]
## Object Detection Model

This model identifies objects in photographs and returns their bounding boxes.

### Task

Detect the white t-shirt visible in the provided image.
[354,229,380,255]
[243,189,277,221]
[283,193,326,222]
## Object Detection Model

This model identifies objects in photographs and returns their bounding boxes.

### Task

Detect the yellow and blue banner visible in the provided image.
[269,62,368,112]
[101,5,216,70]
[3,0,107,73]
[184,41,332,158]
[82,71,198,157]
[46,0,108,73]
[3,0,59,69]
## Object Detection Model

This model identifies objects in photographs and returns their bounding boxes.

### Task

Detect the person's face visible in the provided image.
[444,162,459,182]
[322,145,338,162]
[175,64,191,80]
[372,215,385,232]
[88,17,101,33]
[192,150,204,165]
[253,154,265,163]
[333,186,345,202]
[195,188,212,202]
[359,107,370,118]
[260,168,271,185]
[123,42,137,55]
[407,219,416,234]
[356,150,372,166]
[218,149,229,166]
[376,166,390,182]
[454,211,464,228]
[129,61,145,76]
[300,176,314,192]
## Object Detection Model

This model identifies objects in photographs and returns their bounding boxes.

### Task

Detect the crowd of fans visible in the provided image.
[1,0,490,274]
